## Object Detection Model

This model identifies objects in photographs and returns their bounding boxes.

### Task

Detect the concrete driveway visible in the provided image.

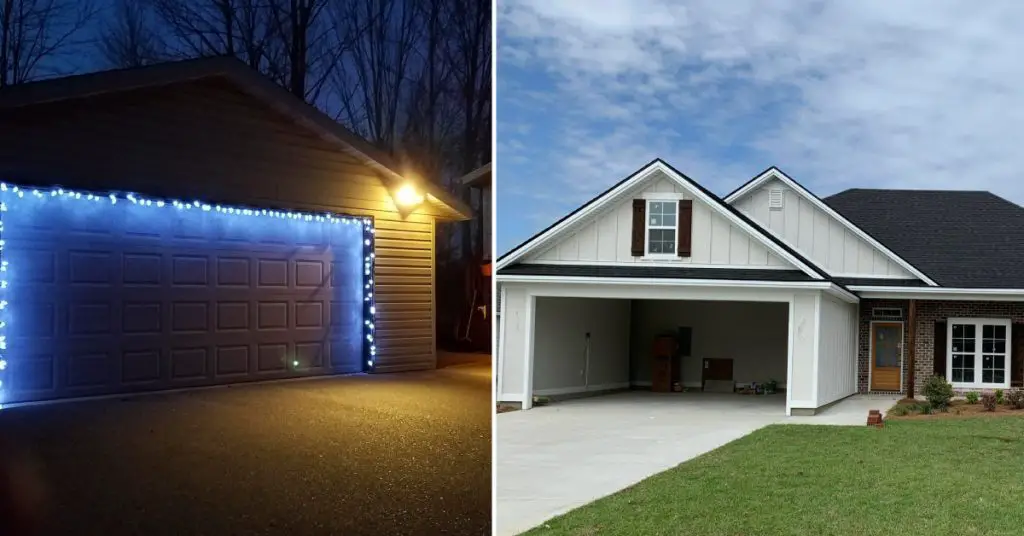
[0,361,491,536]
[496,391,900,535]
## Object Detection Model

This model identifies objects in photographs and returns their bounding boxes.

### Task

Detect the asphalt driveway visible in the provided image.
[0,360,491,535]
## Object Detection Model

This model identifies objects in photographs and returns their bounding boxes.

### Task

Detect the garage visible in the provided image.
[1,185,374,404]
[530,297,789,399]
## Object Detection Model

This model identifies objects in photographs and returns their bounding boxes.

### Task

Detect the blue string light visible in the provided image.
[0,182,378,408]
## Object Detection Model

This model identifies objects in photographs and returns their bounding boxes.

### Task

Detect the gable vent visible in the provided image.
[768,188,784,210]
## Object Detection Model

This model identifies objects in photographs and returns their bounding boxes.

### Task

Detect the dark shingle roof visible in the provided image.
[497,264,815,282]
[825,189,1024,288]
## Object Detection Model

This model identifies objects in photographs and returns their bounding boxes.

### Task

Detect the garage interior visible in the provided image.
[531,297,789,405]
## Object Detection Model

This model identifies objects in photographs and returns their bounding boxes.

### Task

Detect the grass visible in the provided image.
[522,417,1024,536]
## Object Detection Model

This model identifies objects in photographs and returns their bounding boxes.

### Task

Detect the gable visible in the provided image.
[727,170,935,285]
[0,78,457,218]
[498,160,825,280]
[524,172,791,268]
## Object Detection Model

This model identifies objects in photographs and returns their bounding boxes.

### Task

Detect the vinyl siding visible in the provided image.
[497,285,528,401]
[523,171,792,268]
[0,78,438,372]
[733,178,913,278]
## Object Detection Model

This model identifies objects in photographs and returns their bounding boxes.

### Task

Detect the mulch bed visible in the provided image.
[889,399,1024,420]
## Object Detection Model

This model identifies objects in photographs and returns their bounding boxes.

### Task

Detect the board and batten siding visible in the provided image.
[732,178,913,278]
[815,293,858,407]
[789,292,819,409]
[498,285,528,402]
[0,78,438,372]
[524,172,790,268]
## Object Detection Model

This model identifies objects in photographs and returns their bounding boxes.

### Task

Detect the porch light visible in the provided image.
[395,183,424,207]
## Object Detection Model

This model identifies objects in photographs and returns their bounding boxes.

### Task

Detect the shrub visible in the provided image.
[1006,389,1024,409]
[996,389,1005,405]
[965,391,980,404]
[923,375,955,411]
[919,403,933,415]
[888,404,913,416]
[982,391,998,411]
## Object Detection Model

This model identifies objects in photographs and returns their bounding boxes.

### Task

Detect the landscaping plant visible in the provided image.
[996,389,1005,404]
[1006,388,1024,409]
[965,391,979,404]
[923,375,954,411]
[982,391,998,411]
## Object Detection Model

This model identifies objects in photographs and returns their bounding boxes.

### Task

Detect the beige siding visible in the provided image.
[0,78,439,372]
[525,171,791,268]
[733,178,914,278]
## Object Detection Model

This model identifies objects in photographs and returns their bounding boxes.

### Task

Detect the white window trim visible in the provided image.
[643,198,679,259]
[946,317,1011,390]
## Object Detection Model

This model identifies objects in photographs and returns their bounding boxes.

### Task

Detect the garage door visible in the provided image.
[0,187,371,404]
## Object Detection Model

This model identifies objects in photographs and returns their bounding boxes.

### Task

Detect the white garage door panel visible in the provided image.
[4,193,366,403]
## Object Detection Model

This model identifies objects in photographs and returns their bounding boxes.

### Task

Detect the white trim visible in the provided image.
[520,259,794,270]
[786,296,795,416]
[521,293,537,409]
[496,274,858,303]
[495,161,824,280]
[946,317,1011,390]
[852,287,1024,301]
[811,293,821,405]
[725,168,938,286]
[533,382,630,396]
[831,273,921,280]
[642,191,685,200]
[644,199,679,258]
[496,285,508,400]
[498,392,523,403]
[868,320,905,392]
[789,399,817,409]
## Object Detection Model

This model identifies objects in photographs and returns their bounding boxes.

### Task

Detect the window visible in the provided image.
[947,318,1010,388]
[646,200,677,255]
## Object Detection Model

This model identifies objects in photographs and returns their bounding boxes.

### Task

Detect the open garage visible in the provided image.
[497,279,860,416]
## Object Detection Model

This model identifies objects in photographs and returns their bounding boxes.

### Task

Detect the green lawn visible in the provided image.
[523,417,1024,536]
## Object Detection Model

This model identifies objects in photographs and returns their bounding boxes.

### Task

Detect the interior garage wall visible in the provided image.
[816,293,858,407]
[629,300,788,388]
[533,297,631,395]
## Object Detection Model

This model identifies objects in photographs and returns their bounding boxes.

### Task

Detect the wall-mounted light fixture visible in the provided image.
[394,183,425,208]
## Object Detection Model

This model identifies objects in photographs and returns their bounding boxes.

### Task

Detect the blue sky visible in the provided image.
[495,1,1024,255]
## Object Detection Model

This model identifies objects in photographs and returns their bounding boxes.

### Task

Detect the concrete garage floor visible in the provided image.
[496,391,901,536]
[0,360,492,536]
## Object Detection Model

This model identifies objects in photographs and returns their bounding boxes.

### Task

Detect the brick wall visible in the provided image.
[859,299,1024,396]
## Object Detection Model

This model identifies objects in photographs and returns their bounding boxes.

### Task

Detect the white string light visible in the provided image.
[0,183,378,408]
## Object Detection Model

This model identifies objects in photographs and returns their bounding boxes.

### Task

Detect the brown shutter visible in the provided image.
[933,321,946,378]
[1013,324,1024,387]
[677,199,692,257]
[631,199,646,256]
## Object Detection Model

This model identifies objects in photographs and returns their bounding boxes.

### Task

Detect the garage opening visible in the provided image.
[0,186,375,405]
[531,297,789,410]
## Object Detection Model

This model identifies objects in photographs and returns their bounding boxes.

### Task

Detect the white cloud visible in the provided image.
[498,0,1024,211]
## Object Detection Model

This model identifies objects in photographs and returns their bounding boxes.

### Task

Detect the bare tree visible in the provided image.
[98,0,162,68]
[0,0,97,87]
[147,0,273,69]
[327,0,421,149]
[264,0,334,101]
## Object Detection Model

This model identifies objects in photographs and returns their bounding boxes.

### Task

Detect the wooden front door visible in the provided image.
[871,322,903,391]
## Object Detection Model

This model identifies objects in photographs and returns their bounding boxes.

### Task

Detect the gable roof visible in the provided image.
[725,166,937,286]
[0,56,470,220]
[825,189,1024,288]
[496,159,829,281]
